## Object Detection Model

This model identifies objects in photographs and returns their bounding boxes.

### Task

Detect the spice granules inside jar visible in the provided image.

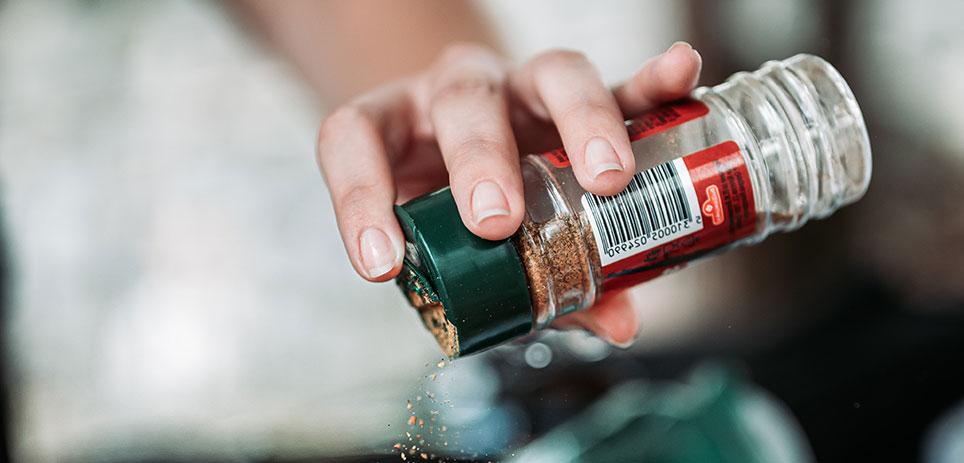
[398,212,599,356]
[512,214,600,327]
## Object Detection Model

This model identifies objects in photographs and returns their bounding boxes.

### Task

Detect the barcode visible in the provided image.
[582,158,703,266]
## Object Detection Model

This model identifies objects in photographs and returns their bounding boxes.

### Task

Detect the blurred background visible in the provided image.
[2,0,964,461]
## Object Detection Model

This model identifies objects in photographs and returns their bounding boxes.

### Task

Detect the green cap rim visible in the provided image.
[394,187,533,357]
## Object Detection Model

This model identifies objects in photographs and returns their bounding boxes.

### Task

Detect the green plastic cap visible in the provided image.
[394,187,533,357]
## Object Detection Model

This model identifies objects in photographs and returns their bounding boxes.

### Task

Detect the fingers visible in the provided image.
[510,50,635,196]
[553,291,639,347]
[614,42,703,117]
[318,42,703,286]
[428,44,524,240]
[317,102,406,282]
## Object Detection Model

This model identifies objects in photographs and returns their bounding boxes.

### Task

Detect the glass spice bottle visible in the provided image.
[396,54,871,358]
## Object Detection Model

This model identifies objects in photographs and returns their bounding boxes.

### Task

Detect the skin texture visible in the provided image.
[234,3,702,347]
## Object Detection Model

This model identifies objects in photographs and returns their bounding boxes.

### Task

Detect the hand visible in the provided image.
[317,42,702,346]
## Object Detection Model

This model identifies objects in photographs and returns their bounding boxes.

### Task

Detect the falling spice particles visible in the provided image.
[392,359,454,461]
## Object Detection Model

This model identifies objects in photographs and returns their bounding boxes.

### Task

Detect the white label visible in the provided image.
[581,158,703,267]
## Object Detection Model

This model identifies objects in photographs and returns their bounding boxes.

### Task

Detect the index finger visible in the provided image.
[316,89,411,282]
[427,43,525,240]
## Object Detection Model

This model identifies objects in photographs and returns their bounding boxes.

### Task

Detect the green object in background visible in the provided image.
[507,363,814,463]
[394,187,533,357]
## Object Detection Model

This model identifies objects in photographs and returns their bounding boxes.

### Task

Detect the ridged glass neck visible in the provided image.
[705,54,872,232]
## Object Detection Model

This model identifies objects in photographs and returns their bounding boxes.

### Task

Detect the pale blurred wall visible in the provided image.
[478,0,684,84]
[855,0,964,157]
[0,1,439,460]
[0,0,682,460]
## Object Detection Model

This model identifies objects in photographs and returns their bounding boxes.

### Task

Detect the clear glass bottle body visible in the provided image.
[514,54,872,328]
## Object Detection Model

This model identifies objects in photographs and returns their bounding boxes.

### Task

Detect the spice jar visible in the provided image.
[396,54,871,358]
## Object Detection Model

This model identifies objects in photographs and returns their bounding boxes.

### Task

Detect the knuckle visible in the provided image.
[437,41,495,64]
[450,136,505,168]
[558,101,617,128]
[316,104,375,160]
[431,76,500,108]
[335,183,383,217]
[430,43,506,109]
[319,104,369,138]
[531,48,590,71]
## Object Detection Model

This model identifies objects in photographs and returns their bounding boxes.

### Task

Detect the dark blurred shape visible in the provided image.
[1,202,10,462]
[508,364,812,462]
[747,277,964,461]
[488,274,964,461]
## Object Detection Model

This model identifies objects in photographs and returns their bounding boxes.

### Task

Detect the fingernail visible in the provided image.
[585,137,623,179]
[585,324,634,349]
[667,41,693,53]
[359,227,398,278]
[471,181,510,225]
[598,332,635,349]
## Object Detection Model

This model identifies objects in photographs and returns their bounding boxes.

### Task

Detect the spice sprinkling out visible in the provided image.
[393,357,456,461]
[399,267,460,357]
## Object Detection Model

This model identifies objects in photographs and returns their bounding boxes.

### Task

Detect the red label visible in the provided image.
[542,99,709,168]
[600,141,757,292]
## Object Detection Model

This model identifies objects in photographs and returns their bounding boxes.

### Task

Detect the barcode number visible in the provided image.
[581,158,703,266]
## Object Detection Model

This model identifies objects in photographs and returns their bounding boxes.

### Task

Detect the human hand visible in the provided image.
[317,42,702,346]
